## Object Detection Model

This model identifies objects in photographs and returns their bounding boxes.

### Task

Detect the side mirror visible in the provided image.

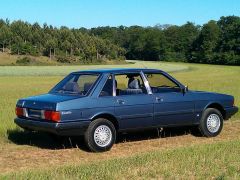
[181,85,188,94]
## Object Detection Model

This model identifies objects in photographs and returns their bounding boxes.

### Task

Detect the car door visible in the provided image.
[113,72,154,130]
[144,72,195,126]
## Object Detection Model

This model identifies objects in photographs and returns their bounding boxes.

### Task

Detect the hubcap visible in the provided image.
[206,114,221,133]
[94,125,112,147]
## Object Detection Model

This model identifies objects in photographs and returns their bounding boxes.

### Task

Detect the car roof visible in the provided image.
[72,68,163,74]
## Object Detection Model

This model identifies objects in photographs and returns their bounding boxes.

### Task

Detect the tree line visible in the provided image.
[0,19,125,63]
[0,16,239,65]
[89,16,240,65]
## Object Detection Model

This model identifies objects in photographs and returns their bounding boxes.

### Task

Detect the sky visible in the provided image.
[0,0,240,28]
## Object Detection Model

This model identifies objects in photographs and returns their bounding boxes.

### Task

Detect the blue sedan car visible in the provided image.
[15,68,238,152]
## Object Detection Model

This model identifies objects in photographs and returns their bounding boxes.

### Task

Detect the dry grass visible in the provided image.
[0,52,60,65]
[0,120,240,175]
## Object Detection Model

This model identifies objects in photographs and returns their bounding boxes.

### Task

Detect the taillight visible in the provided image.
[44,110,61,122]
[16,107,24,117]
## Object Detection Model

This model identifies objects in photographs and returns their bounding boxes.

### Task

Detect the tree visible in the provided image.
[1,16,240,65]
[189,20,220,63]
[0,25,12,52]
[11,36,24,55]
[45,38,58,59]
[216,16,240,64]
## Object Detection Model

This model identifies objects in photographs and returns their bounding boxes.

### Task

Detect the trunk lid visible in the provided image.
[17,93,80,110]
[16,93,81,120]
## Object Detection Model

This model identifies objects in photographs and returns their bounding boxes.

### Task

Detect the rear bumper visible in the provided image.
[14,118,90,136]
[225,106,238,120]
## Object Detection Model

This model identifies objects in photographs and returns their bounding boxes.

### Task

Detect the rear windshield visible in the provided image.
[50,73,100,95]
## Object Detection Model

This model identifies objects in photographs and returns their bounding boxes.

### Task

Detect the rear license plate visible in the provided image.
[27,109,43,119]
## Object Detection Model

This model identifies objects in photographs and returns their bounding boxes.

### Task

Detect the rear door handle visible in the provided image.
[117,99,125,105]
[156,97,163,102]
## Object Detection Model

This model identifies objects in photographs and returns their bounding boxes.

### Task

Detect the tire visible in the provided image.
[198,108,223,137]
[84,118,116,152]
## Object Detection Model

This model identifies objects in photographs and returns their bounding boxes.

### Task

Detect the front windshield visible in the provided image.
[50,73,100,95]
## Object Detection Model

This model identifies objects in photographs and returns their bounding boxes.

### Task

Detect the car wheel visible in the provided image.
[84,118,116,152]
[198,108,223,137]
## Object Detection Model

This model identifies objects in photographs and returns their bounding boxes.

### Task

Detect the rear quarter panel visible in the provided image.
[57,96,116,123]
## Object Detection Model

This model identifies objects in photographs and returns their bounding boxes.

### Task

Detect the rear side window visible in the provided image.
[77,74,99,92]
[145,73,180,93]
[99,75,113,97]
[50,73,100,95]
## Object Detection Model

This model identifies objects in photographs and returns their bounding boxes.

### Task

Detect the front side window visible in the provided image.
[50,73,100,95]
[145,73,180,93]
[115,73,147,96]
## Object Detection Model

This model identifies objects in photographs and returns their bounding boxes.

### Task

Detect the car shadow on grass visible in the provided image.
[7,126,201,152]
[117,126,201,143]
[7,129,90,151]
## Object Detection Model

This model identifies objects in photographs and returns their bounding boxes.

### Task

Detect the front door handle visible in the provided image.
[156,97,163,102]
[117,99,125,105]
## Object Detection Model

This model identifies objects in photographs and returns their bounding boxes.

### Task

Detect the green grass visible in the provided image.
[0,76,62,136]
[1,140,240,179]
[0,60,188,76]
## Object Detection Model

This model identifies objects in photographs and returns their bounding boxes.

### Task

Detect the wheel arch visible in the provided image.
[91,113,119,131]
[205,102,226,119]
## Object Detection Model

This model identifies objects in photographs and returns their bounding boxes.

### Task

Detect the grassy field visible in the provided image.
[0,61,239,178]
[1,139,240,179]
[0,60,188,76]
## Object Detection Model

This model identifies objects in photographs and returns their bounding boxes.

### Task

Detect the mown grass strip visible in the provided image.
[0,62,188,76]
